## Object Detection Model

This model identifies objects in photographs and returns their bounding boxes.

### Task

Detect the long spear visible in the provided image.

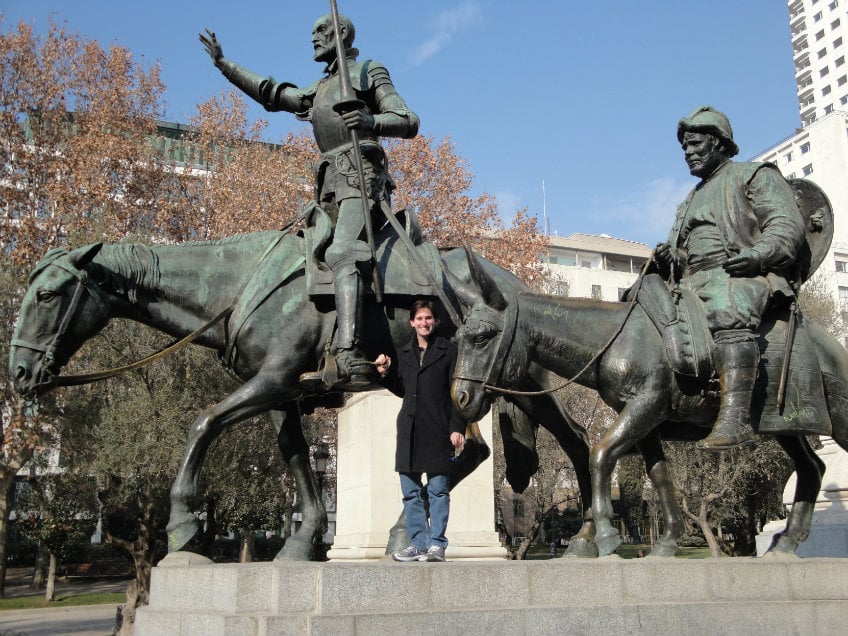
[327,0,383,304]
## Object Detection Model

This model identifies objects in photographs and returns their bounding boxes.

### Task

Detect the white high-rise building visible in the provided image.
[753,0,848,336]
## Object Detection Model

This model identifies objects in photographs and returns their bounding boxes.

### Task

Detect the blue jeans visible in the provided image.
[399,472,450,550]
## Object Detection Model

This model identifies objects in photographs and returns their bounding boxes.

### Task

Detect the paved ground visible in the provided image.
[1,568,130,636]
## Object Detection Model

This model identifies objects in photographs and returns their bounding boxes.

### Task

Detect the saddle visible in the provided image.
[633,273,831,436]
[303,205,446,298]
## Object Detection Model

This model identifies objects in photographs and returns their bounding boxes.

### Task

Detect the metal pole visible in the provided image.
[328,0,383,303]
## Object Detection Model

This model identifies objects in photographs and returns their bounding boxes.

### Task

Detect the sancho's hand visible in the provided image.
[199,29,223,66]
[654,242,673,269]
[341,109,375,133]
[723,248,763,277]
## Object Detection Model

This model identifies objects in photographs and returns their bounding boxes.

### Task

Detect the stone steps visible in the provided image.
[135,557,848,635]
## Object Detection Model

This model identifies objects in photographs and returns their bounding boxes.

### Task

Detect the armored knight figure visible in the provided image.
[655,106,805,451]
[200,14,420,390]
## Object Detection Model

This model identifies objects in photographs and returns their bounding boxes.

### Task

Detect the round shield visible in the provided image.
[789,178,833,283]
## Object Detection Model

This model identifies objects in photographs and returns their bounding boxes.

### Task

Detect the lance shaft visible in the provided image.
[328,0,383,303]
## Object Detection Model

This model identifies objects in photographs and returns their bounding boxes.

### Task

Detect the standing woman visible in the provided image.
[375,299,466,562]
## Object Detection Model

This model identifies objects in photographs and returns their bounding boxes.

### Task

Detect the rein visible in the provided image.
[25,231,290,389]
[54,306,232,387]
[480,255,654,397]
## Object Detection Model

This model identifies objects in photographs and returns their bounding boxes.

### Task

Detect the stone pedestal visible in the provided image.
[137,557,848,635]
[757,437,848,557]
[326,390,505,561]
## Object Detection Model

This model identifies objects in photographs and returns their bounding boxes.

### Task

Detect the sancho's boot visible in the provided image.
[697,337,758,451]
[299,264,374,392]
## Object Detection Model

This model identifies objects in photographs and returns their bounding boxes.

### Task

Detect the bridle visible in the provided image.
[12,259,229,391]
[455,290,641,398]
[11,260,107,391]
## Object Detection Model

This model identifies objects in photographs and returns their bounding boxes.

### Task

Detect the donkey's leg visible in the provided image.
[167,373,285,553]
[507,391,597,557]
[269,405,328,561]
[591,399,659,556]
[763,435,825,557]
[637,430,685,557]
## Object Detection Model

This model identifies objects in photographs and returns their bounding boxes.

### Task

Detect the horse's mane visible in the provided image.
[96,244,162,303]
[177,231,281,249]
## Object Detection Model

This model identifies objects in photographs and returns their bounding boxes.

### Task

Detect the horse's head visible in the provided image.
[450,248,526,422]
[10,243,108,398]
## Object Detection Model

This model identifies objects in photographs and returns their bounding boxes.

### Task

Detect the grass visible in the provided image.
[0,591,125,611]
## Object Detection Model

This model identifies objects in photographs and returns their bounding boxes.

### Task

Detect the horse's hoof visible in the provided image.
[761,550,799,560]
[766,532,800,556]
[647,542,678,558]
[273,537,313,561]
[595,530,622,556]
[158,551,214,567]
[563,536,599,558]
[166,519,198,553]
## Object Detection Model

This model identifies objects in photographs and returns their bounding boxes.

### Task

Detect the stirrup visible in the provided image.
[299,351,342,392]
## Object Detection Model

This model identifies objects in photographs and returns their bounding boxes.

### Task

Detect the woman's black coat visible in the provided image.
[382,335,466,474]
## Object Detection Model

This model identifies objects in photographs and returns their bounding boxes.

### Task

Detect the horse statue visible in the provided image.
[449,249,848,557]
[9,229,597,560]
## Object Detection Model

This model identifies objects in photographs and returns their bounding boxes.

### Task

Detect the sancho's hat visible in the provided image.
[677,106,739,157]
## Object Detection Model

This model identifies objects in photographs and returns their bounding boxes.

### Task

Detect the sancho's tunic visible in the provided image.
[666,161,804,333]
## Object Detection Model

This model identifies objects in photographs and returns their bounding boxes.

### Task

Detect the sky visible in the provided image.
[0,1,801,246]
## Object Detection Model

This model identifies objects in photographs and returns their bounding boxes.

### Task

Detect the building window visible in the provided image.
[836,259,848,273]
[825,104,834,114]
[803,164,814,176]
[841,94,848,105]
[814,11,823,21]
[784,151,793,162]
[835,36,843,47]
[836,55,845,67]
[591,285,602,300]
[819,47,828,58]
[787,172,796,179]
[824,85,832,95]
[830,1,838,11]
[839,286,848,304]
[839,75,847,86]
[513,499,524,517]
[832,19,841,30]
[817,29,826,40]
[801,141,811,153]
[821,66,831,76]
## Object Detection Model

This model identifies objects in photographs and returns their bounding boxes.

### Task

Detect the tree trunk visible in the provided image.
[239,531,255,563]
[0,472,16,598]
[31,541,47,589]
[45,551,57,601]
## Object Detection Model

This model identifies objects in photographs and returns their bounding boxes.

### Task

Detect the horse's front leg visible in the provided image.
[637,429,685,557]
[167,373,283,553]
[764,435,825,557]
[506,391,597,558]
[591,398,660,556]
[269,405,328,561]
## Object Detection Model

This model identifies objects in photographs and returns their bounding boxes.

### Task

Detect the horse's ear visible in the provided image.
[464,245,507,311]
[442,254,479,312]
[68,243,103,270]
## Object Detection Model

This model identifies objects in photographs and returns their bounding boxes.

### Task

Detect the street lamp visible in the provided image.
[314,442,330,497]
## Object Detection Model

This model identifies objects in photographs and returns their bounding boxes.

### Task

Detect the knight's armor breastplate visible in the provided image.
[311,74,378,153]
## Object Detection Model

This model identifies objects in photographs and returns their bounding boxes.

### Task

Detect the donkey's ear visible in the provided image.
[464,245,507,311]
[68,243,103,270]
[442,251,479,312]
